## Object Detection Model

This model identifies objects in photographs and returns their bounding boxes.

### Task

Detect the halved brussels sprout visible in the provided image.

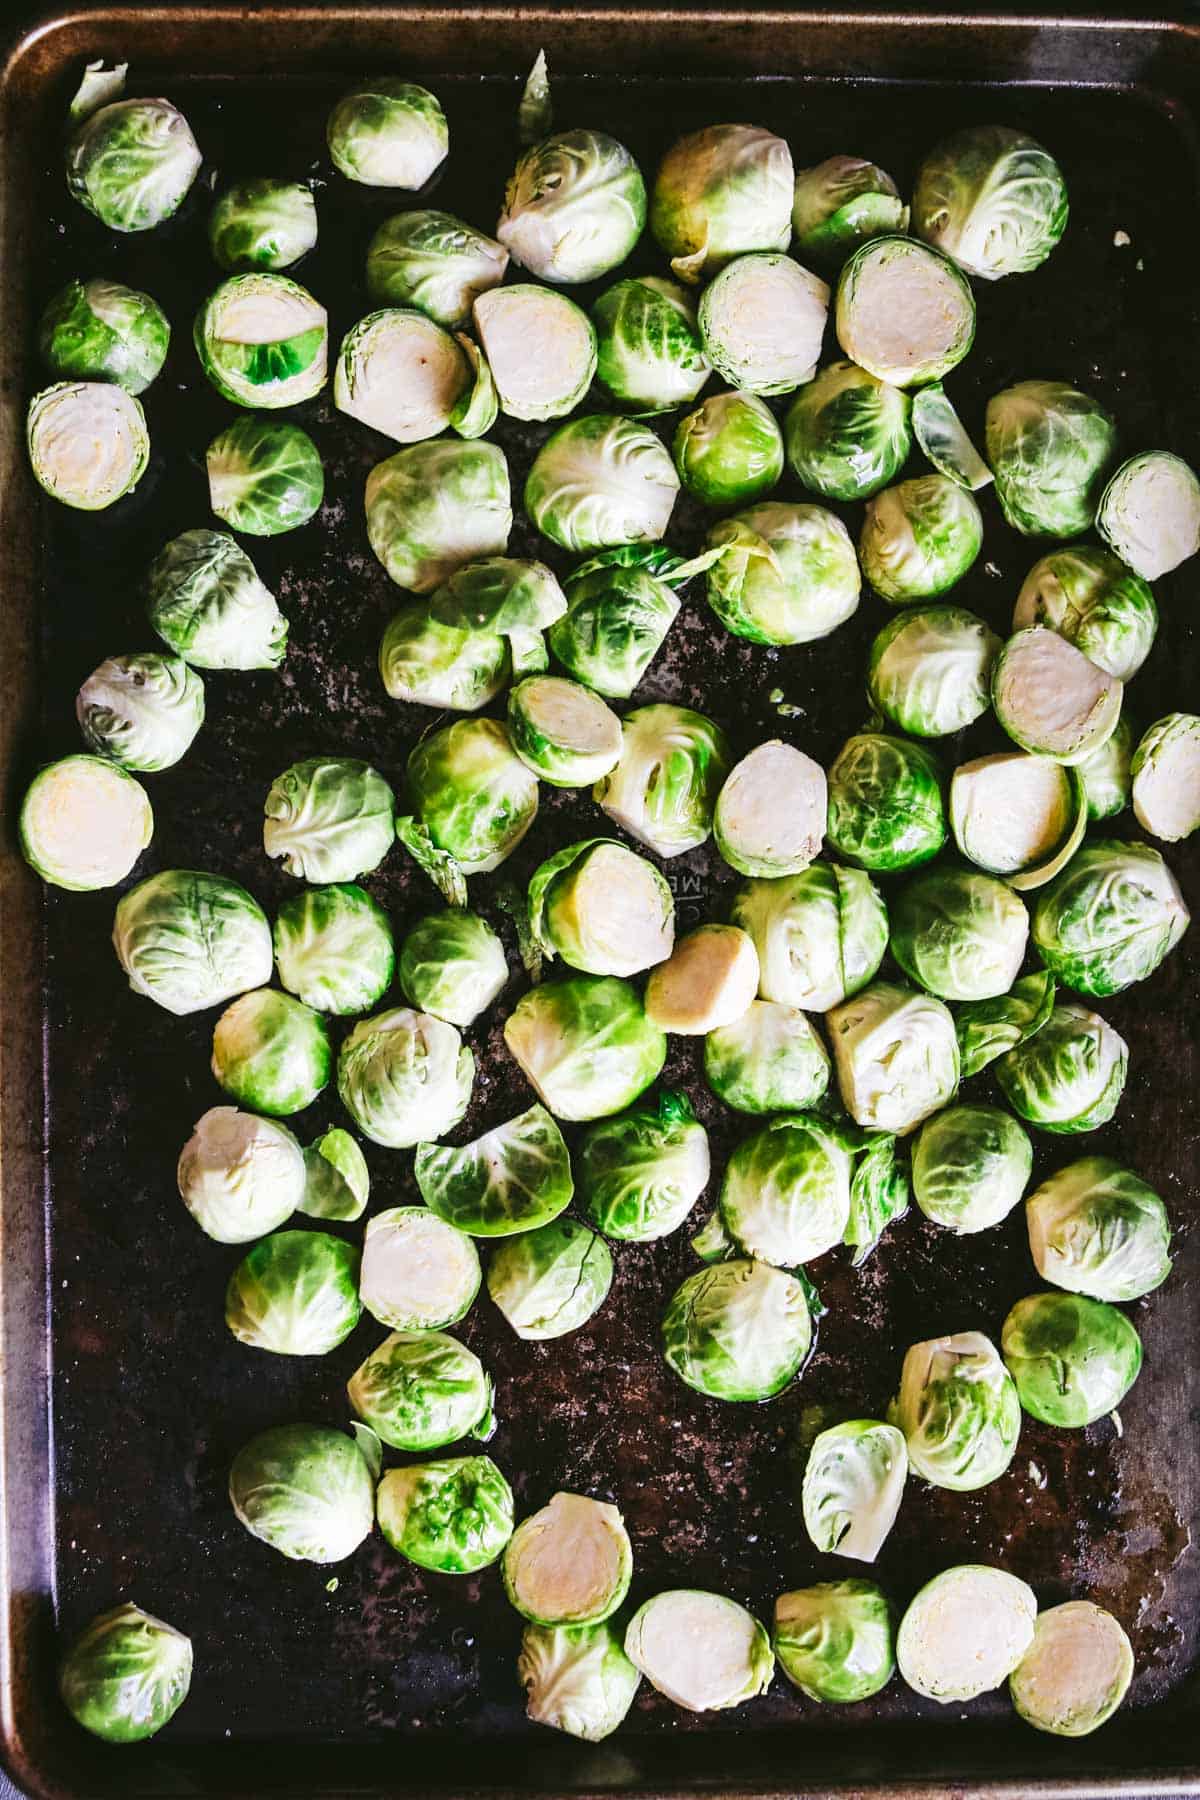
[19,755,151,891]
[986,380,1117,537]
[525,414,679,552]
[209,179,317,271]
[377,1455,513,1573]
[548,562,679,697]
[194,273,327,408]
[860,475,983,603]
[508,676,622,787]
[705,1000,830,1115]
[1075,727,1141,832]
[225,1228,361,1354]
[714,741,827,878]
[339,1005,470,1149]
[334,308,468,442]
[498,130,646,284]
[520,1620,641,1741]
[578,1091,709,1241]
[594,703,729,856]
[1031,838,1190,996]
[27,382,148,510]
[1009,1602,1134,1737]
[1131,712,1200,842]
[719,1114,853,1267]
[593,275,709,413]
[997,1001,1127,1133]
[177,1106,303,1242]
[529,838,675,977]
[300,1126,369,1222]
[955,969,1056,1079]
[405,718,537,875]
[273,883,394,1016]
[211,987,330,1115]
[625,1591,774,1709]
[890,867,1028,1002]
[731,862,888,1011]
[360,1206,481,1330]
[826,734,946,872]
[829,980,959,1134]
[801,1421,907,1562]
[911,383,993,490]
[230,1423,375,1562]
[836,237,975,387]
[76,652,204,772]
[1096,450,1200,579]
[698,253,829,395]
[473,284,596,421]
[379,604,508,712]
[348,1328,494,1450]
[397,908,507,1026]
[912,126,1067,279]
[264,757,394,884]
[415,1103,574,1236]
[487,1218,613,1338]
[645,924,759,1035]
[1002,1291,1141,1428]
[992,628,1123,764]
[650,124,793,283]
[784,360,912,504]
[59,1605,192,1744]
[505,979,666,1122]
[663,1258,812,1402]
[66,96,201,231]
[705,502,861,646]
[146,528,287,670]
[891,1331,1020,1490]
[114,869,272,1015]
[868,607,1000,738]
[912,1103,1032,1234]
[774,1580,896,1702]
[366,439,512,591]
[673,389,784,505]
[505,1493,632,1626]
[792,156,908,268]
[366,209,508,326]
[39,277,169,394]
[326,79,448,187]
[1026,1155,1171,1301]
[207,415,324,536]
[1013,544,1157,682]
[898,1565,1036,1702]
[950,753,1086,889]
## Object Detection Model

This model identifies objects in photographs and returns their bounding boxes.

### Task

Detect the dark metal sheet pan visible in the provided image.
[1,6,1198,1797]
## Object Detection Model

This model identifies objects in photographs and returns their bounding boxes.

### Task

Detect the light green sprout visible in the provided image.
[474,284,596,421]
[714,741,827,877]
[194,273,327,408]
[334,308,469,443]
[1013,544,1157,681]
[210,987,331,1116]
[504,1493,632,1626]
[59,1604,193,1744]
[366,438,512,592]
[114,869,272,1015]
[784,360,912,503]
[548,561,680,698]
[498,130,646,284]
[594,703,730,857]
[955,969,1056,1079]
[274,883,394,1016]
[578,1091,710,1241]
[730,862,888,1011]
[774,1581,896,1703]
[868,607,1000,738]
[950,753,1085,889]
[360,1206,480,1331]
[719,1114,853,1267]
[404,718,537,876]
[398,908,507,1025]
[378,604,509,712]
[27,382,149,510]
[994,628,1124,765]
[705,501,861,645]
[76,652,204,772]
[66,96,201,231]
[650,124,793,282]
[913,127,1068,279]
[1001,1292,1142,1428]
[890,1332,1021,1490]
[1096,450,1200,579]
[986,380,1117,537]
[792,155,908,267]
[348,1328,494,1450]
[263,757,394,884]
[1026,1155,1171,1302]
[525,414,679,553]
[912,1103,1032,1234]
[673,389,784,505]
[698,253,830,395]
[828,980,959,1134]
[207,415,324,536]
[224,1228,361,1355]
[415,1103,574,1236]
[997,1001,1128,1133]
[366,209,508,326]
[520,1620,641,1742]
[662,1259,812,1402]
[836,237,975,387]
[487,1218,613,1339]
[377,1456,513,1574]
[505,978,666,1121]
[1031,838,1189,995]
[299,1126,369,1222]
[898,1566,1036,1702]
[705,1000,830,1115]
[19,755,151,891]
[209,179,317,271]
[337,1006,473,1148]
[39,277,169,393]
[801,1421,907,1562]
[1010,1603,1134,1737]
[146,528,287,670]
[1131,713,1200,841]
[326,79,448,187]
[176,1107,304,1243]
[508,676,623,787]
[529,838,675,977]
[229,1423,376,1563]
[890,867,1029,1002]
[826,734,946,872]
[593,275,710,413]
[860,475,984,602]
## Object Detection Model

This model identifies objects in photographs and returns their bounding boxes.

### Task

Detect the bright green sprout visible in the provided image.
[274,884,395,1016]
[578,1091,710,1241]
[66,96,201,231]
[207,415,324,536]
[59,1604,193,1744]
[985,380,1117,537]
[1026,1155,1171,1302]
[209,179,317,271]
[263,757,395,884]
[194,273,327,408]
[662,1258,812,1402]
[774,1580,896,1703]
[868,607,1000,738]
[792,155,908,268]
[912,126,1068,279]
[487,1218,613,1339]
[299,1125,369,1222]
[229,1423,376,1562]
[890,1331,1020,1491]
[337,1006,473,1148]
[860,475,984,602]
[912,1103,1033,1234]
[730,862,888,1011]
[1001,1292,1141,1428]
[519,1620,641,1742]
[377,1456,513,1574]
[114,869,272,1015]
[828,980,959,1134]
[398,908,507,1025]
[1031,838,1189,996]
[997,1000,1128,1133]
[39,277,170,393]
[210,987,331,1116]
[525,414,679,553]
[889,866,1029,1002]
[801,1421,907,1562]
[365,209,508,326]
[366,438,512,592]
[347,1328,494,1450]
[784,360,912,503]
[673,389,784,505]
[415,1103,574,1236]
[826,734,946,872]
[1013,544,1157,681]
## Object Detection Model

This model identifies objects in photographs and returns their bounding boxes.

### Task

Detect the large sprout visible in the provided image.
[39,277,169,394]
[955,969,1056,1079]
[792,155,908,267]
[377,1456,513,1574]
[498,129,646,284]
[1009,1603,1134,1738]
[1001,1292,1142,1428]
[1031,838,1190,996]
[525,414,679,552]
[77,652,204,772]
[359,1206,480,1330]
[826,734,946,872]
[59,1605,193,1744]
[1131,713,1200,842]
[731,862,888,1011]
[704,501,861,646]
[993,628,1123,764]
[337,1006,472,1148]
[274,883,395,1016]
[334,308,469,442]
[625,1591,775,1710]
[529,838,674,977]
[645,924,760,1035]
[801,1421,907,1563]
[898,1566,1036,1703]
[662,1258,812,1401]
[113,869,272,1015]
[224,1228,362,1355]
[1097,450,1200,579]
[774,1581,896,1703]
[1013,544,1157,682]
[366,209,508,326]
[996,1001,1127,1133]
[27,382,148,511]
[475,285,596,421]
[868,607,999,738]
[911,1103,1032,1234]
[348,1328,495,1450]
[1026,1155,1171,1302]
[66,95,201,231]
[207,416,324,536]
[415,1103,574,1236]
[508,676,622,788]
[229,1423,375,1563]
[578,1091,710,1241]
[912,126,1068,279]
[698,253,829,395]
[405,718,537,875]
[300,1126,369,1223]
[548,562,680,697]
[519,1620,641,1742]
[828,980,959,1134]
[504,1493,632,1626]
[860,475,983,603]
[504,977,666,1121]
[177,1107,304,1243]
[673,390,784,505]
[836,237,975,387]
[714,741,827,878]
[194,274,327,409]
[889,867,1029,1002]
[891,1331,1021,1490]
[650,124,793,282]
[705,1000,830,1115]
[211,987,330,1116]
[209,178,318,271]
[719,1114,853,1267]
[366,438,512,591]
[783,360,912,503]
[263,757,394,884]
[487,1219,613,1338]
[985,380,1117,537]
[398,908,507,1025]
[594,703,730,857]
[19,756,151,892]
[326,79,448,187]
[593,275,710,413]
[950,753,1085,889]
[146,528,287,671]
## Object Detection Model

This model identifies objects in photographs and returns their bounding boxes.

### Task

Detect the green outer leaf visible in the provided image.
[912,383,993,490]
[300,1126,370,1220]
[414,1103,574,1236]
[518,49,553,144]
[954,970,1055,1079]
[845,1135,910,1265]
[396,815,468,906]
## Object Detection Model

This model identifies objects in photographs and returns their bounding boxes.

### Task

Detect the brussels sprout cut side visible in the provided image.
[526,414,679,553]
[225,1228,361,1355]
[774,1580,896,1702]
[327,79,448,187]
[595,704,730,857]
[348,1329,495,1451]
[520,1621,641,1741]
[360,1206,480,1330]
[1002,1292,1142,1427]
[529,838,674,977]
[860,476,984,603]
[1010,1602,1134,1737]
[264,757,395,884]
[868,607,1000,739]
[897,1565,1036,1702]
[488,1219,613,1339]
[578,1091,710,1241]
[1026,1156,1171,1302]
[27,382,149,511]
[146,529,288,671]
[645,924,759,1035]
[950,753,1086,890]
[416,1103,574,1236]
[1096,450,1200,580]
[334,308,469,443]
[59,1604,193,1744]
[209,179,318,271]
[801,1420,907,1563]
[714,741,827,877]
[698,253,830,395]
[508,676,622,787]
[474,285,596,421]
[993,627,1122,764]
[912,126,1068,280]
[625,1591,774,1710]
[891,1331,1020,1490]
[366,439,512,592]
[792,155,908,268]
[663,1259,813,1402]
[836,237,975,388]
[1013,544,1157,682]
[673,390,784,505]
[705,1000,831,1116]
[1032,839,1189,996]
[784,360,912,505]
[177,1106,304,1243]
[195,274,327,409]
[77,652,204,772]
[66,96,201,232]
[912,1104,1032,1234]
[366,210,508,325]
[114,869,273,1016]
[1132,713,1200,842]
[890,867,1028,1003]
[705,502,861,647]
[338,1007,473,1148]
[826,735,946,873]
[274,883,395,1017]
[498,130,646,284]
[207,415,324,536]
[377,1456,513,1573]
[20,755,151,891]
[211,987,331,1115]
[650,123,793,283]
[230,1423,376,1563]
[986,380,1117,538]
[719,1114,853,1268]
[39,277,170,394]
[300,1126,369,1221]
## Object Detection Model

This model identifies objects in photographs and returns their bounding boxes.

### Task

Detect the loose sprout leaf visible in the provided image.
[507,627,548,676]
[663,542,734,584]
[954,970,1056,1078]
[518,50,553,146]
[570,544,684,583]
[396,815,468,907]
[845,1134,910,1266]
[69,59,128,124]
[351,1422,384,1483]
[690,1209,734,1263]
[792,1266,827,1321]
[912,384,993,490]
[495,880,545,983]
[451,335,500,440]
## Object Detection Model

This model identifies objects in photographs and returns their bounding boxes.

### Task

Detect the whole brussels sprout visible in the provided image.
[826,734,946,872]
[625,1590,775,1710]
[224,1228,361,1354]
[367,438,513,592]
[487,1218,613,1339]
[498,129,646,284]
[792,156,908,267]
[1026,1156,1171,1302]
[890,866,1028,1002]
[714,741,827,879]
[505,979,666,1122]
[698,252,830,395]
[898,1565,1035,1702]
[229,1423,375,1562]
[338,1006,473,1148]
[206,415,324,536]
[177,1106,303,1243]
[731,862,888,1011]
[360,1205,480,1330]
[955,969,1056,1079]
[300,1126,369,1222]
[719,1114,853,1268]
[27,381,149,511]
[379,604,509,713]
[76,652,204,772]
[868,606,999,739]
[662,1258,812,1402]
[326,79,448,187]
[508,676,623,787]
[505,1492,632,1626]
[520,1619,641,1742]
[548,561,679,698]
[415,1103,574,1236]
[334,308,469,443]
[673,389,784,505]
[210,987,331,1115]
[950,753,1085,888]
[1009,1602,1134,1737]
[1131,712,1200,842]
[529,838,674,977]
[774,1580,896,1702]
[525,414,679,553]
[784,360,911,503]
[890,1331,1020,1490]
[66,96,201,231]
[59,1604,192,1744]
[1032,839,1189,996]
[578,1091,710,1241]
[992,628,1123,766]
[398,908,506,1025]
[860,475,983,602]
[405,718,537,876]
[594,704,730,857]
[113,869,272,1015]
[194,273,327,409]
[146,528,287,671]
[836,236,975,387]
[1013,544,1156,682]
[263,757,394,885]
[650,124,793,282]
[39,276,169,394]
[593,275,709,413]
[366,209,508,326]
[209,178,317,271]
[1096,450,1200,580]
[912,1103,1032,1234]
[1001,1291,1142,1427]
[377,1455,513,1573]
[986,380,1117,537]
[705,1000,830,1115]
[801,1420,907,1562]
[913,126,1068,279]
[274,883,395,1016]
[705,501,861,647]
[829,980,959,1135]
[348,1328,494,1450]
[19,755,151,892]
[996,1001,1127,1133]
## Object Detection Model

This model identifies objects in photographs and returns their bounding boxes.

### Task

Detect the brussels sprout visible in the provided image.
[997,1001,1127,1133]
[650,124,793,283]
[836,237,975,388]
[1096,450,1200,579]
[1013,544,1157,682]
[333,308,469,443]
[273,883,394,1016]
[529,839,674,977]
[690,1209,735,1262]
[774,1581,896,1703]
[487,1218,612,1338]
[377,1455,513,1573]
[76,652,204,772]
[194,273,327,409]
[1026,1155,1171,1302]
[39,277,169,394]
[868,607,1000,739]
[326,79,448,187]
[1079,715,1137,824]
[912,1103,1032,1234]
[592,275,709,413]
[844,1132,912,1265]
[504,1492,632,1625]
[1132,712,1200,841]
[300,1125,370,1222]
[146,528,287,670]
[783,360,912,504]
[1009,1602,1134,1737]
[113,869,272,1015]
[994,628,1124,767]
[672,390,784,506]
[860,475,984,603]
[66,96,201,231]
[645,924,759,1035]
[1031,839,1189,996]
[397,908,506,1026]
[229,1423,375,1562]
[358,1205,480,1332]
[177,1106,303,1242]
[338,1006,473,1148]
[405,718,537,876]
[1002,1292,1141,1428]
[801,1421,907,1562]
[27,381,148,511]
[986,380,1117,538]
[264,757,394,884]
[379,604,509,712]
[625,1590,774,1709]
[826,734,946,872]
[913,126,1068,279]
[59,1604,192,1744]
[892,1331,1020,1491]
[578,1091,710,1241]
[705,502,861,646]
[19,755,151,891]
[525,414,679,553]
[507,676,622,787]
[209,178,317,271]
[224,1228,361,1354]
[731,862,888,1011]
[897,1565,1036,1702]
[348,1328,494,1450]
[719,1114,853,1267]
[498,130,645,284]
[792,156,908,268]
[415,1103,574,1236]
[504,978,666,1122]
[593,703,730,858]
[663,1258,812,1401]
[520,1620,641,1741]
[829,980,959,1135]
[548,563,679,698]
[206,415,324,536]
[911,383,993,490]
[366,439,512,592]
[705,1000,830,1116]
[210,987,330,1115]
[950,753,1086,889]
[473,285,596,422]
[954,969,1056,1079]
[890,867,1029,1002]
[698,253,830,395]
[714,742,827,878]
[366,209,508,326]
[434,554,568,637]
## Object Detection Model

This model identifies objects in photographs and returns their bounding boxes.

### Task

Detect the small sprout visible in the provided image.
[698,253,829,395]
[366,209,508,327]
[520,1621,640,1742]
[39,277,170,394]
[177,1107,304,1243]
[377,1456,513,1573]
[194,273,328,409]
[1014,544,1156,682]
[474,284,596,421]
[719,1114,853,1268]
[650,124,793,283]
[714,741,827,877]
[504,1493,631,1626]
[326,80,448,187]
[59,1604,192,1744]
[504,978,666,1121]
[891,1333,1020,1491]
[792,155,908,268]
[775,1580,896,1702]
[578,1091,710,1242]
[992,627,1123,764]
[985,380,1117,537]
[950,753,1086,888]
[415,1104,574,1236]
[398,908,507,1025]
[518,49,552,145]
[662,1259,813,1401]
[334,308,469,443]
[1026,1155,1171,1301]
[731,862,888,1011]
[525,414,678,552]
[705,502,861,646]
[224,1229,362,1355]
[912,1104,1033,1234]
[210,987,331,1116]
[487,1219,613,1339]
[338,1007,473,1148]
[836,237,975,387]
[826,733,946,872]
[912,126,1068,279]
[76,652,204,772]
[360,1206,481,1330]
[263,757,395,884]
[498,130,646,284]
[367,440,513,592]
[274,884,395,1017]
[405,718,537,876]
[673,389,783,506]
[645,924,759,1035]
[1131,712,1200,841]
[1009,1602,1134,1737]
[27,382,149,510]
[207,415,324,536]
[595,704,729,857]
[508,676,622,787]
[868,607,1000,739]
[548,561,680,697]
[146,528,287,671]
[1002,1292,1142,1428]
[625,1591,774,1709]
[348,1329,494,1451]
[209,179,317,272]
[897,1566,1036,1702]
[911,383,993,490]
[229,1424,375,1563]
[705,1000,830,1116]
[997,1001,1127,1134]
[19,756,151,891]
[1096,450,1200,578]
[1031,838,1189,995]
[829,981,959,1135]
[784,360,912,504]
[860,474,983,602]
[114,869,272,1015]
[300,1126,369,1222]
[890,867,1028,1003]
[801,1422,907,1563]
[955,969,1056,1079]
[66,96,200,231]
[529,839,674,978]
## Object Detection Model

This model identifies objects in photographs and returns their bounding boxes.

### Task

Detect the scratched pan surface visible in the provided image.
[2,7,1199,1798]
